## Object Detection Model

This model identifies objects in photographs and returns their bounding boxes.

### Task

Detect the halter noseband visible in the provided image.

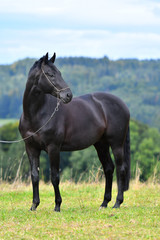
[41,68,70,94]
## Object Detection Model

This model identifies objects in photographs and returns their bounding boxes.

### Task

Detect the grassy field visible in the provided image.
[0,181,159,240]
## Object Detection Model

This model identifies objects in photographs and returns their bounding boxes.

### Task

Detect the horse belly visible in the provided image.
[61,123,105,151]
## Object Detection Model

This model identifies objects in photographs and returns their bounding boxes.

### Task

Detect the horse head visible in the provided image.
[28,52,72,103]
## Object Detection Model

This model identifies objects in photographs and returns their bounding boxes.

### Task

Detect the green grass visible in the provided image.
[0,181,159,239]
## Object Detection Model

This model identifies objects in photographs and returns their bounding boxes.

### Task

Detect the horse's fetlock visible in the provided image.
[56,196,62,206]
[104,195,111,202]
[117,197,123,204]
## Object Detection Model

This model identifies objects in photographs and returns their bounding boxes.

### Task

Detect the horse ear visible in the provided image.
[43,52,49,64]
[50,53,56,63]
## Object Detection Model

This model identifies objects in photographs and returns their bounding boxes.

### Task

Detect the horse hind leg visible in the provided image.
[94,141,115,208]
[112,146,126,208]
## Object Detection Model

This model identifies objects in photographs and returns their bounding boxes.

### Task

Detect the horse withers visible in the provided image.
[19,52,130,212]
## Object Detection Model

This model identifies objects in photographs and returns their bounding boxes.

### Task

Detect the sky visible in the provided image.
[0,0,160,64]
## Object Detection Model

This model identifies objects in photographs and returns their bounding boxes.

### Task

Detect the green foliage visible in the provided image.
[0,122,19,151]
[0,122,29,181]
[62,147,100,182]
[0,123,49,182]
[132,124,160,181]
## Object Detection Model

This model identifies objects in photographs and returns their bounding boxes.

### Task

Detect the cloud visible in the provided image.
[1,0,160,27]
[0,0,63,15]
[1,28,160,64]
[0,0,160,63]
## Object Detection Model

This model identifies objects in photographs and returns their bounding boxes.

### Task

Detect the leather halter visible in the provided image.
[41,68,70,94]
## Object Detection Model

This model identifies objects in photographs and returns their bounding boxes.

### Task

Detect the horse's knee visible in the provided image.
[31,171,39,184]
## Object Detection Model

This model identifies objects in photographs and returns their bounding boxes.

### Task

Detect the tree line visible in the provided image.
[0,57,160,130]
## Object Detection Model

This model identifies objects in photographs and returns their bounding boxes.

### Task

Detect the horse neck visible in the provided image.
[23,82,45,120]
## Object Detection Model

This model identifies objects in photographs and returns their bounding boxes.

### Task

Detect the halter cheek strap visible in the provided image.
[41,68,70,94]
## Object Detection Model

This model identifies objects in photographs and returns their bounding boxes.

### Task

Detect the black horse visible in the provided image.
[19,53,130,212]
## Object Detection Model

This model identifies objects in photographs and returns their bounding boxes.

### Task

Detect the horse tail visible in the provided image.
[124,125,131,191]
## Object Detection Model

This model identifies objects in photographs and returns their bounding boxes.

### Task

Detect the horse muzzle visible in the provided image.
[59,89,73,104]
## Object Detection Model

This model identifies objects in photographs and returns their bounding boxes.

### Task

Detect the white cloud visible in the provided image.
[1,0,160,26]
[1,28,160,64]
[0,0,62,14]
[0,0,160,63]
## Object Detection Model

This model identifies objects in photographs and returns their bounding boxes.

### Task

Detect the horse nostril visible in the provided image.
[67,92,72,99]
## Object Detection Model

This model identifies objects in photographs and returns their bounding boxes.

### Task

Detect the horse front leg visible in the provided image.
[25,143,41,211]
[48,146,62,212]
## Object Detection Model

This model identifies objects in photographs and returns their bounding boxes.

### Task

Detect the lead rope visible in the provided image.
[0,99,61,144]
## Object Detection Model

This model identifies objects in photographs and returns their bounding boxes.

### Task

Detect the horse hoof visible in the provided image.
[99,202,108,209]
[30,203,38,211]
[54,206,60,212]
[29,206,36,211]
[113,203,120,209]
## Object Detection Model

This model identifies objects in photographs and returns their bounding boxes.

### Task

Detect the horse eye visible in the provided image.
[47,72,54,78]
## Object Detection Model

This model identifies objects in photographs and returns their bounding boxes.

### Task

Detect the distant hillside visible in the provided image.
[0,57,160,129]
[0,58,35,118]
